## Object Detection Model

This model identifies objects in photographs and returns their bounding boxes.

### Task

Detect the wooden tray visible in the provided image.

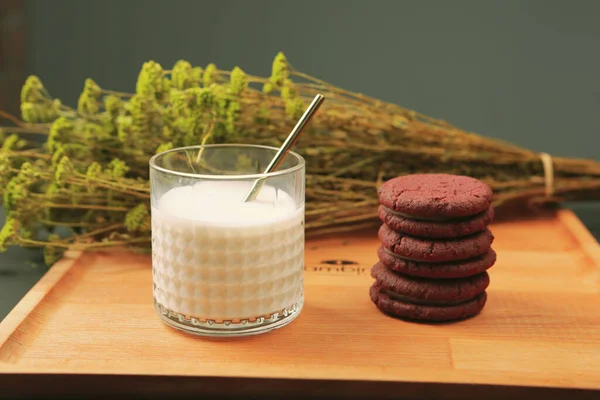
[1,208,600,400]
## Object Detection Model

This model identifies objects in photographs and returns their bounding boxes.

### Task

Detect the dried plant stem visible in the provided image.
[0,52,599,265]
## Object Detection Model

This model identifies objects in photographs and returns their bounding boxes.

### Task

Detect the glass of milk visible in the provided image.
[149,144,305,337]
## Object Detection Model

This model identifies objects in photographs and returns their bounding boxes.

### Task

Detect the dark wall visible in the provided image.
[0,0,25,116]
[26,0,599,159]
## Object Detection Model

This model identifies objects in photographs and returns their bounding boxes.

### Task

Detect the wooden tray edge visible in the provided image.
[0,250,82,349]
[0,373,599,400]
[557,209,600,266]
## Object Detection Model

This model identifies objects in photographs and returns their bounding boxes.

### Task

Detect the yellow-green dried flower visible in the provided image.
[213,96,228,118]
[54,156,74,185]
[197,87,215,109]
[203,63,218,87]
[225,100,241,133]
[82,122,112,141]
[17,138,27,149]
[175,117,196,137]
[262,82,274,94]
[85,78,101,97]
[77,95,97,115]
[229,66,248,96]
[20,102,38,123]
[21,228,33,240]
[49,99,61,119]
[170,89,190,117]
[20,76,45,103]
[86,162,102,181]
[24,98,61,123]
[47,117,73,153]
[183,125,200,146]
[21,101,58,123]
[0,156,11,187]
[161,104,175,126]
[0,218,17,252]
[125,203,149,232]
[281,81,297,101]
[163,77,172,91]
[161,126,173,139]
[285,97,304,119]
[136,61,164,97]
[62,143,89,162]
[270,52,289,86]
[116,115,133,143]
[3,180,19,213]
[191,66,204,85]
[107,158,129,178]
[85,162,102,193]
[155,142,173,154]
[51,147,65,169]
[128,94,145,117]
[128,94,153,134]
[172,60,194,90]
[18,162,37,180]
[45,182,60,196]
[3,163,33,214]
[77,78,102,115]
[104,95,123,116]
[1,134,20,152]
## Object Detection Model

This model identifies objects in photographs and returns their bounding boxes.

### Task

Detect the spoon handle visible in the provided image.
[243,94,325,202]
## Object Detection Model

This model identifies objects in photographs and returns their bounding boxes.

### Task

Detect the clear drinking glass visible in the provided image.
[149,144,305,336]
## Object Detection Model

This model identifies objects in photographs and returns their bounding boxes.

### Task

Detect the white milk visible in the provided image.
[151,180,304,320]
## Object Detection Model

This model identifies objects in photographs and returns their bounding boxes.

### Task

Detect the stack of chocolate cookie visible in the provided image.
[370,174,497,322]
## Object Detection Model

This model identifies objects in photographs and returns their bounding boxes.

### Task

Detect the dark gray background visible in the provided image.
[27,0,600,158]
[1,0,599,319]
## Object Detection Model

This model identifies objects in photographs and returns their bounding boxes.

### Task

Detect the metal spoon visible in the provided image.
[243,93,325,202]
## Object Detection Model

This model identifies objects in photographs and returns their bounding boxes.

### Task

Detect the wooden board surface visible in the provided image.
[1,208,600,399]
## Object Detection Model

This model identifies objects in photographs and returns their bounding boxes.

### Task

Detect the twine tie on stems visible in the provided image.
[539,152,554,198]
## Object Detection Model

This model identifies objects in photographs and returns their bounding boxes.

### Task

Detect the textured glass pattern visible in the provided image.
[152,207,304,320]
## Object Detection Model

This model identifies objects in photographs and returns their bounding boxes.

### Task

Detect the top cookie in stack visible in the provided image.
[370,174,497,322]
[378,173,494,239]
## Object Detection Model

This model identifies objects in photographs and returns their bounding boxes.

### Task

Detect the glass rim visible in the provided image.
[149,144,306,180]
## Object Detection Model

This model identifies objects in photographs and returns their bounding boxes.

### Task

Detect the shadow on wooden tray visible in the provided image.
[307,203,565,243]
[492,203,561,224]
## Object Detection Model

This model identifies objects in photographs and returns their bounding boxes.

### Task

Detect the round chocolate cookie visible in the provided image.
[377,246,497,279]
[378,204,494,239]
[378,224,494,262]
[378,174,493,219]
[370,262,490,304]
[370,283,487,322]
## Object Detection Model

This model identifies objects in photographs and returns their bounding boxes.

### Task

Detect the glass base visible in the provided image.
[154,299,303,337]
